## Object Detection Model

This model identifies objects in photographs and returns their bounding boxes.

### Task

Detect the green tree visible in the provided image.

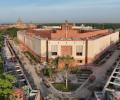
[0,30,15,100]
[46,58,60,78]
[52,56,75,88]
[5,27,19,38]
[0,74,15,100]
[48,57,59,69]
[60,56,74,89]
[47,62,53,79]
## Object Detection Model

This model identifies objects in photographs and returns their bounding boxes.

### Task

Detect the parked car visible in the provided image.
[89,75,96,82]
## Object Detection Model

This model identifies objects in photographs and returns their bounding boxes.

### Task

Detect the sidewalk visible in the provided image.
[73,50,120,98]
[10,40,50,97]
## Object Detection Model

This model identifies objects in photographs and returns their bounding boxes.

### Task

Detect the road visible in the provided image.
[73,49,120,99]
[8,39,50,98]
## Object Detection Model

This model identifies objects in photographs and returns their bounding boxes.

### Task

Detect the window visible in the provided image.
[51,52,57,55]
[76,45,83,56]
[76,52,82,56]
[78,60,83,63]
[51,45,58,56]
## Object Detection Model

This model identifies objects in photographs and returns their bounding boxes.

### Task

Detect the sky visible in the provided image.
[0,0,120,23]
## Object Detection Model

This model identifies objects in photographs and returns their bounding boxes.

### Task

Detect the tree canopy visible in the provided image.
[6,28,19,38]
[0,30,15,99]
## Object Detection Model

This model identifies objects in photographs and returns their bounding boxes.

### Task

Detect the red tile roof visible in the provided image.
[27,23,111,40]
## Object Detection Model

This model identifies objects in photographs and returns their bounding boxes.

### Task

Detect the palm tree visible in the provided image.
[59,56,75,89]
[65,63,69,89]
[47,58,59,79]
[47,61,53,79]
[48,56,75,88]
[51,57,59,69]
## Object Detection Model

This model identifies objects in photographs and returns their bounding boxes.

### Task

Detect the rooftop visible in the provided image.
[25,21,113,40]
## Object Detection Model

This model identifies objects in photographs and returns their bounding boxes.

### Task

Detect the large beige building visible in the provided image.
[13,18,37,29]
[0,18,37,29]
[17,21,119,66]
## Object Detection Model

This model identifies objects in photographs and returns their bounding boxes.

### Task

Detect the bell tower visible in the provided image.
[61,20,73,38]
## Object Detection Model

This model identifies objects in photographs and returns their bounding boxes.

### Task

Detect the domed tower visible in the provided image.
[16,17,23,26]
[28,21,37,29]
[16,17,27,29]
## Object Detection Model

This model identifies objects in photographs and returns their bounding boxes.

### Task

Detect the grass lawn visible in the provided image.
[52,83,79,92]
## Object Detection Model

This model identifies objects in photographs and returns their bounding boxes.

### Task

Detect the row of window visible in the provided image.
[51,52,83,63]
[51,45,83,54]
[51,52,83,56]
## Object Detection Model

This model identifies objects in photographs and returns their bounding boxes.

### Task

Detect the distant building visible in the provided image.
[43,23,93,30]
[17,21,119,68]
[15,18,27,29]
[72,24,93,30]
[13,18,37,29]
[28,21,37,29]
[0,18,37,29]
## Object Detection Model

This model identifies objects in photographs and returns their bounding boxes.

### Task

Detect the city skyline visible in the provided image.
[0,0,120,23]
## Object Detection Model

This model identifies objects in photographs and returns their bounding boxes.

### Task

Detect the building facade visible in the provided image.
[17,21,119,66]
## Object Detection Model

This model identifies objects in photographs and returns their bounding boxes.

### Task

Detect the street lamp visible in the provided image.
[65,64,69,89]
